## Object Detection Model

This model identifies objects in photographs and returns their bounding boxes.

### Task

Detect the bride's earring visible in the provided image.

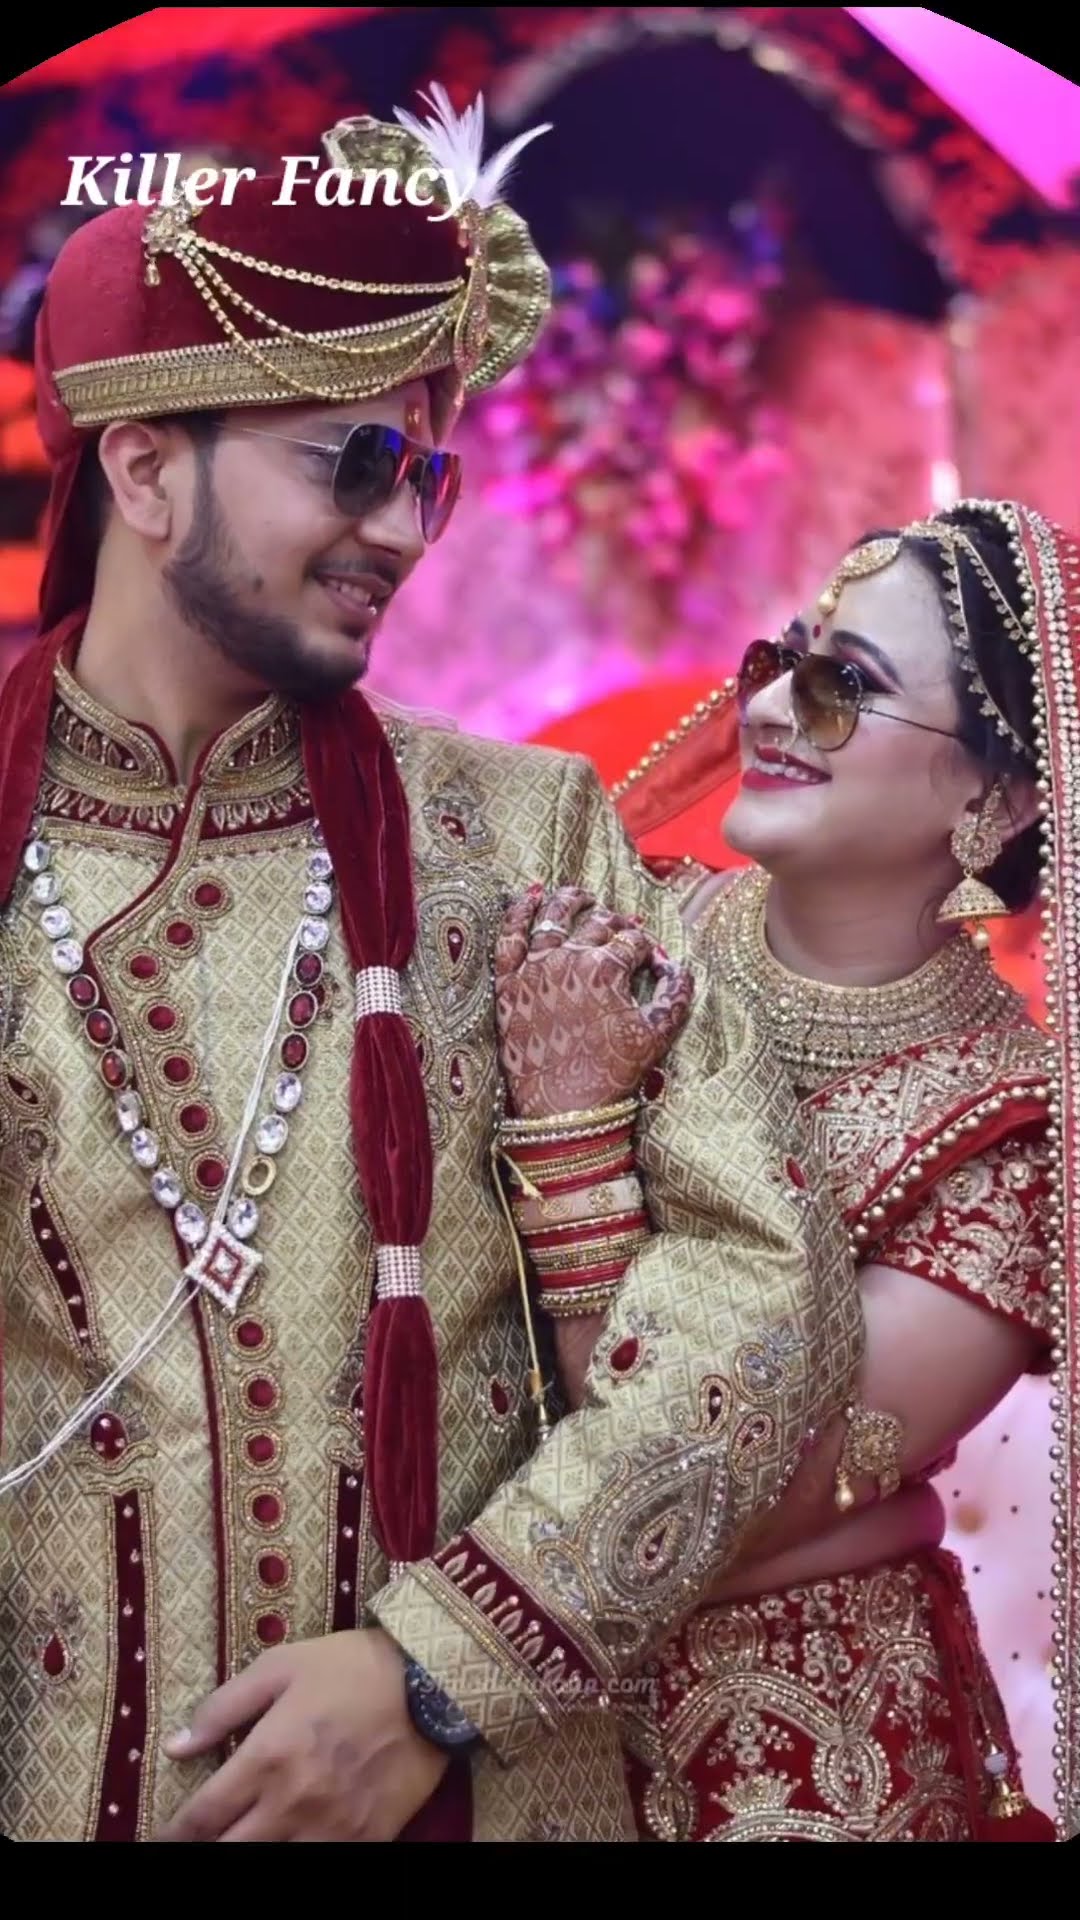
[938,789,1009,945]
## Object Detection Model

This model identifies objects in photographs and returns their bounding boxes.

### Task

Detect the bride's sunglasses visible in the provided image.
[737,638,962,752]
[236,423,462,544]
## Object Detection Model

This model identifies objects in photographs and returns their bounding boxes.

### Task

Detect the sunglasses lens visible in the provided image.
[332,425,405,519]
[737,640,785,715]
[420,452,462,543]
[793,655,862,749]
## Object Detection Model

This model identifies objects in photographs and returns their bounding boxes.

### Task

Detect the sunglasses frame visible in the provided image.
[233,422,462,544]
[737,638,962,752]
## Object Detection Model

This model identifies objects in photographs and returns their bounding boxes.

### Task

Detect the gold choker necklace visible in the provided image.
[704,868,1024,1093]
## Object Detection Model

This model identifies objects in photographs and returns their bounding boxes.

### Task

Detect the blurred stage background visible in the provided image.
[2,6,1077,1822]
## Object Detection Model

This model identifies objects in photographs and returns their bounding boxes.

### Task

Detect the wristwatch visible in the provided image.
[403,1657,482,1755]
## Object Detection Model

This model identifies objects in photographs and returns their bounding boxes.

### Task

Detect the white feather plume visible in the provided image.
[394,82,551,213]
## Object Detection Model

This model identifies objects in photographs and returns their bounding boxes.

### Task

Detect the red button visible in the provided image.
[247,1434,277,1467]
[180,1103,210,1135]
[281,1033,308,1069]
[251,1493,282,1527]
[165,921,195,949]
[129,953,159,981]
[147,1004,177,1033]
[163,1056,192,1085]
[86,1010,115,1046]
[295,953,323,986]
[196,1157,226,1191]
[609,1338,641,1374]
[236,1320,265,1351]
[288,992,316,1029]
[101,1051,130,1089]
[255,1613,287,1646]
[246,1377,276,1411]
[489,1378,510,1418]
[193,882,224,910]
[69,974,98,1008]
[258,1553,288,1589]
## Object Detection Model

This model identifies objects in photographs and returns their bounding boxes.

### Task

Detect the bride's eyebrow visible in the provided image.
[831,627,903,689]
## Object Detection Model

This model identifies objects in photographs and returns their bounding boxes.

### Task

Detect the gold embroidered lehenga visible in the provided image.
[587,501,1078,1842]
[620,866,1053,1841]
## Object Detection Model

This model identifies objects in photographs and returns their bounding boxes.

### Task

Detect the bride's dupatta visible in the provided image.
[613,502,1079,1840]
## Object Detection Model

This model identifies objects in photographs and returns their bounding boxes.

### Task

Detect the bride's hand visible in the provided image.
[495,885,694,1120]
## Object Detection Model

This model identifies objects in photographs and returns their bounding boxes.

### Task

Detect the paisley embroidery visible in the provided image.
[420,784,497,864]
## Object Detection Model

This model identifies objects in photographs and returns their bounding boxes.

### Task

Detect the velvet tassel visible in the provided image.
[363,1295,440,1566]
[304,693,440,1571]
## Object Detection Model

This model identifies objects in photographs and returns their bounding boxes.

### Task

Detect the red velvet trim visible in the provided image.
[93,1492,150,1842]
[433,1528,604,1699]
[189,1292,231,1695]
[28,1180,93,1353]
[330,1464,366,1633]
[302,689,438,1566]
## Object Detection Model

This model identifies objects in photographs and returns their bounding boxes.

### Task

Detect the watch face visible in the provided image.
[406,1661,480,1750]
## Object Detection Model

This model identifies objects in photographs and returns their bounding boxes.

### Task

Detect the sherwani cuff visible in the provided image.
[371,1528,608,1766]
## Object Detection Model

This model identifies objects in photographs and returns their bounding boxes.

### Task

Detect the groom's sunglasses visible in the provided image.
[237,423,462,544]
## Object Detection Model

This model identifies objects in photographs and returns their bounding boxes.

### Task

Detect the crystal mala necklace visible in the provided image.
[0,821,334,1496]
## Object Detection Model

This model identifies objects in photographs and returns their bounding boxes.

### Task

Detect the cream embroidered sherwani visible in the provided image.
[0,666,861,1840]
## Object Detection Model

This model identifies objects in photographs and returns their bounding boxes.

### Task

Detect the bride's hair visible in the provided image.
[862,506,1041,914]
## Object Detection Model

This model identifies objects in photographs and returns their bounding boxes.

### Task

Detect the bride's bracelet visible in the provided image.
[497,1096,650,1319]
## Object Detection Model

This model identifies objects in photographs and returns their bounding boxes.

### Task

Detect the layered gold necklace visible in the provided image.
[703,867,1024,1093]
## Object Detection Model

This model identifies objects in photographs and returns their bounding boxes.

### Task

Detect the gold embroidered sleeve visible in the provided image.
[373,758,863,1762]
[871,1135,1052,1354]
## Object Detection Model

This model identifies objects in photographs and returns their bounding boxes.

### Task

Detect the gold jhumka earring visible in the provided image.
[938,786,1010,947]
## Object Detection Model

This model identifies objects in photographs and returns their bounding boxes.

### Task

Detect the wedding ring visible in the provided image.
[533,920,566,937]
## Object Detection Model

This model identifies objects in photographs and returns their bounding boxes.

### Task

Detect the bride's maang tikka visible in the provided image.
[818,503,1038,764]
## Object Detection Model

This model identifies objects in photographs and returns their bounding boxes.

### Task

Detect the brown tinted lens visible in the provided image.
[737,640,783,715]
[792,655,862,750]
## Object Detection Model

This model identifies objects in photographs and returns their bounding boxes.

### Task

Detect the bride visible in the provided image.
[493,501,1068,1841]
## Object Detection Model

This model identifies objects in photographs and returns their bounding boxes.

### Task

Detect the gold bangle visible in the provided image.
[538,1282,624,1318]
[505,1144,635,1187]
[833,1402,905,1511]
[498,1096,641,1146]
[528,1228,651,1276]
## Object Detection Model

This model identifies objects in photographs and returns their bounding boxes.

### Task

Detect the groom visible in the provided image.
[0,96,861,1841]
